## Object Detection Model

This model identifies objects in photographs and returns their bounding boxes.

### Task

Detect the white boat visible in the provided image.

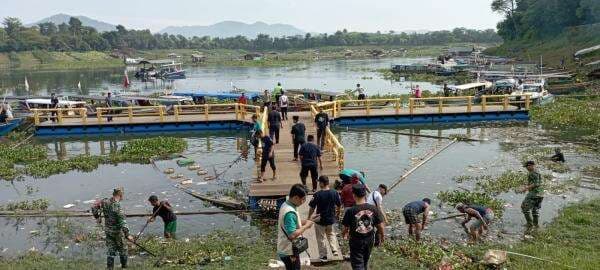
[510,79,554,106]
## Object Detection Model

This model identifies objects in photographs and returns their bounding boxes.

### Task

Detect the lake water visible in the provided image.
[1,122,598,257]
[1,57,440,97]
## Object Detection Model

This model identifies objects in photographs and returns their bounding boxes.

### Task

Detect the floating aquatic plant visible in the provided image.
[437,190,505,217]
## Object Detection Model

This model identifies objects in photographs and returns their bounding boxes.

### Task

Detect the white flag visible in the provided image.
[24,77,29,92]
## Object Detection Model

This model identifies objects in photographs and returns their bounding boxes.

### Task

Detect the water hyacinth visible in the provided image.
[0,199,49,211]
[530,97,600,141]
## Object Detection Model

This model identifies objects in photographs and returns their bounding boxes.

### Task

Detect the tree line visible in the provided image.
[0,17,502,53]
[492,0,600,41]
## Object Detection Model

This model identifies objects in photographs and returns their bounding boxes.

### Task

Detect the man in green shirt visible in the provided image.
[274,82,283,106]
[520,161,544,228]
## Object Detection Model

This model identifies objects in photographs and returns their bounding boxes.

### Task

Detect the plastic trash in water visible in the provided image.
[83,200,96,204]
[224,256,232,261]
[63,204,75,209]
[268,259,284,268]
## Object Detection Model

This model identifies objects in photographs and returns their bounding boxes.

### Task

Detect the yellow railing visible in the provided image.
[32,103,261,125]
[310,105,345,170]
[315,94,531,117]
[31,107,88,125]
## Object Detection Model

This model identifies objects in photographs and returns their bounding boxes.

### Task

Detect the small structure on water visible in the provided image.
[191,54,207,63]
[243,53,263,61]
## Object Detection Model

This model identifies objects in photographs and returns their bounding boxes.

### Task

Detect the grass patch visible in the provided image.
[0,199,49,211]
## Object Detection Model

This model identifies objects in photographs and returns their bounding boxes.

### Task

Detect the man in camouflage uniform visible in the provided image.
[92,188,133,269]
[520,161,544,228]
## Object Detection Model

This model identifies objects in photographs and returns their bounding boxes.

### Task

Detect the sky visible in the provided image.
[1,0,503,33]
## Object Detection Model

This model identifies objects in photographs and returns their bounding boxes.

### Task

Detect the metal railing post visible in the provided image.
[503,95,509,110]
[409,98,414,114]
[366,100,371,115]
[159,106,165,122]
[467,96,472,113]
[204,104,209,121]
[81,108,87,124]
[395,98,400,115]
[438,98,443,114]
[128,107,133,123]
[525,95,530,110]
[235,104,239,120]
[481,96,487,112]
[57,108,63,124]
[174,105,179,122]
[97,109,103,123]
[33,109,40,125]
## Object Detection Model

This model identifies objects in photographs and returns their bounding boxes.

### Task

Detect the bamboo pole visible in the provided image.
[0,210,253,218]
[345,127,484,142]
[388,139,458,192]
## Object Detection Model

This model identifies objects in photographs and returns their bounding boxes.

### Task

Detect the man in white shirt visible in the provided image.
[367,184,389,224]
[355,83,366,100]
[279,90,289,121]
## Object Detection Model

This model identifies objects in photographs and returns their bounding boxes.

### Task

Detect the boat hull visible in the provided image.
[0,118,23,136]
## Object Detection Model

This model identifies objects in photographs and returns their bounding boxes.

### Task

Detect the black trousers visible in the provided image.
[280,107,288,120]
[317,128,326,149]
[269,126,280,143]
[358,94,366,100]
[300,165,319,190]
[280,254,300,270]
[293,141,304,159]
[349,237,374,270]
[260,155,276,172]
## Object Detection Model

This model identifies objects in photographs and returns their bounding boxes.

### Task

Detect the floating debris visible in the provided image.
[170,174,184,180]
[63,204,75,209]
[204,176,216,181]
[197,170,208,176]
[180,179,193,185]
[188,165,201,170]
[163,168,175,174]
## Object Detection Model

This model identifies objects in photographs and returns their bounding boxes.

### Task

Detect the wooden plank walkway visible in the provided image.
[37,113,251,126]
[336,104,523,118]
[249,111,339,197]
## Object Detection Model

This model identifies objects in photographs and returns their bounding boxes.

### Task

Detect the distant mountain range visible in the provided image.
[159,21,306,38]
[27,13,117,32]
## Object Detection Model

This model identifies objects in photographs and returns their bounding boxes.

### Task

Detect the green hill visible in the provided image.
[486,23,600,68]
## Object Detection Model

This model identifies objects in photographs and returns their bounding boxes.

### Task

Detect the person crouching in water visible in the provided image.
[147,195,177,239]
[456,203,494,242]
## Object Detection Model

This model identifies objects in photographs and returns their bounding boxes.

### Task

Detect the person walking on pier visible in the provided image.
[342,184,385,270]
[91,188,133,270]
[50,93,59,122]
[258,129,276,182]
[147,195,177,239]
[299,135,323,192]
[456,203,494,243]
[314,108,329,150]
[308,176,342,262]
[279,90,289,121]
[105,92,114,122]
[250,114,262,159]
[355,83,366,100]
[277,184,318,270]
[291,115,306,161]
[274,82,284,106]
[262,90,271,108]
[520,160,544,229]
[402,198,431,242]
[268,105,282,144]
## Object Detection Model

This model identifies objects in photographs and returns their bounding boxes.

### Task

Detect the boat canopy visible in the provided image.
[138,59,175,65]
[450,82,492,91]
[174,91,262,100]
[25,99,87,106]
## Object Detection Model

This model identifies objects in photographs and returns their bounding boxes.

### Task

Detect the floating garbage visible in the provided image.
[177,159,195,167]
[163,168,175,174]
[63,204,75,209]
[224,256,232,261]
[204,176,216,181]
[188,165,201,170]
[83,200,96,204]
[268,259,284,268]
[483,250,507,265]
[170,174,184,180]
[197,170,208,176]
[196,182,208,185]
[180,179,193,185]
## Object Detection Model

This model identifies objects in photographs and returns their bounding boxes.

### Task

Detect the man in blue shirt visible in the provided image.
[299,135,322,192]
[257,129,276,182]
[402,198,431,242]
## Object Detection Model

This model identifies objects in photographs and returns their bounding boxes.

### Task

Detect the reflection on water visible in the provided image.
[2,57,439,96]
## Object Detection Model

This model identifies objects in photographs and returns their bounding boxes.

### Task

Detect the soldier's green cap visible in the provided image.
[113,187,124,195]
[523,160,535,167]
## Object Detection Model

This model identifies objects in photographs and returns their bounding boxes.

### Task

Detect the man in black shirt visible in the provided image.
[299,135,322,192]
[50,93,59,122]
[314,108,329,149]
[147,195,177,239]
[308,176,342,261]
[290,115,306,161]
[342,184,384,270]
[258,129,276,182]
[550,148,566,163]
[268,105,282,144]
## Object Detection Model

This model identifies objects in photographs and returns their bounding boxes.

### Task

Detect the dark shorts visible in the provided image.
[358,94,366,100]
[164,220,177,234]
[402,207,420,225]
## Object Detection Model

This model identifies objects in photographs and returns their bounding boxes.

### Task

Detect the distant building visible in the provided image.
[243,53,263,61]
[447,47,475,57]
[191,54,207,63]
[168,53,181,59]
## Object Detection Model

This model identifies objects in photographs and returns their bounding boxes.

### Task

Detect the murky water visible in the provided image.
[1,57,439,97]
[1,122,598,257]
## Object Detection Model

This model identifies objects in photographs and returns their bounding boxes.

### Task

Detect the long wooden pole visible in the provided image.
[0,209,252,218]
[388,139,458,192]
[346,127,483,142]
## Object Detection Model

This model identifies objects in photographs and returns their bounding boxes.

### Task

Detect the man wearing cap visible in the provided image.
[342,184,384,270]
[91,188,133,270]
[147,195,177,239]
[520,161,544,228]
